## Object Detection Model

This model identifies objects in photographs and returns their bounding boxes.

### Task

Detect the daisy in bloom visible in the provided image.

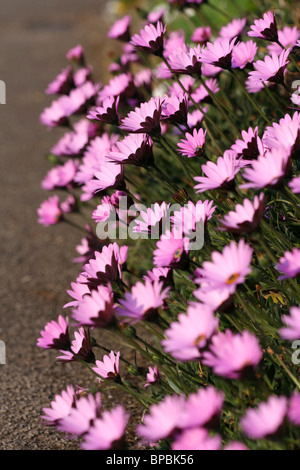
[287,393,300,426]
[220,18,247,41]
[51,119,97,158]
[58,393,101,436]
[120,97,162,137]
[171,199,216,238]
[116,279,170,323]
[147,7,166,24]
[107,15,131,42]
[64,274,91,308]
[240,146,292,189]
[143,267,173,288]
[41,159,79,191]
[232,40,258,69]
[167,44,202,77]
[200,37,237,70]
[191,26,211,45]
[161,303,219,361]
[130,22,166,56]
[203,329,263,379]
[245,75,265,93]
[180,386,224,430]
[37,195,62,227]
[248,11,278,42]
[248,49,290,85]
[92,350,120,382]
[83,243,128,287]
[163,30,186,59]
[66,44,84,64]
[133,202,170,236]
[188,108,207,129]
[193,285,233,312]
[279,306,300,341]
[97,73,132,102]
[172,428,222,451]
[45,66,74,95]
[72,285,115,328]
[289,175,300,194]
[276,249,300,280]
[40,98,73,128]
[153,229,189,269]
[191,78,220,104]
[161,93,189,125]
[92,201,115,224]
[81,405,129,450]
[144,366,160,387]
[241,396,287,439]
[108,133,154,167]
[263,112,300,154]
[37,315,70,350]
[267,26,300,55]
[57,327,95,363]
[82,159,124,200]
[231,126,264,160]
[177,128,207,157]
[87,96,120,126]
[72,224,104,264]
[218,194,265,234]
[196,239,253,294]
[41,385,76,426]
[137,395,185,442]
[194,150,243,193]
[73,66,93,87]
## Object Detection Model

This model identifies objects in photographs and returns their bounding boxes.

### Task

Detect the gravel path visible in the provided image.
[0,0,141,450]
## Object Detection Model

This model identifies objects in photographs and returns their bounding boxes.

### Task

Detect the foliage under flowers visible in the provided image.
[36,0,300,451]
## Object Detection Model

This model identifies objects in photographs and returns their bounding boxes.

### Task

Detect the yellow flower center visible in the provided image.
[174,248,182,259]
[194,334,205,346]
[226,273,239,285]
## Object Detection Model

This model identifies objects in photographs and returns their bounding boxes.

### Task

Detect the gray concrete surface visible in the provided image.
[0,0,141,450]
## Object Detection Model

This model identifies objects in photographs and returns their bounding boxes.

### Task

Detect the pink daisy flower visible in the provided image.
[224,442,249,450]
[116,279,170,323]
[231,126,264,160]
[41,159,79,191]
[83,243,128,287]
[196,239,253,294]
[268,26,300,55]
[41,385,76,426]
[37,315,70,350]
[220,18,247,41]
[108,133,154,167]
[240,146,292,189]
[241,396,287,439]
[58,393,101,436]
[191,78,220,104]
[288,393,300,426]
[147,7,166,24]
[93,350,120,382]
[193,285,233,312]
[289,175,300,194]
[172,428,222,451]
[92,201,115,224]
[73,66,93,87]
[277,248,300,281]
[200,37,237,70]
[177,128,207,157]
[144,366,160,387]
[191,26,211,45]
[72,285,115,328]
[203,329,263,379]
[45,66,74,95]
[167,44,202,77]
[133,202,170,236]
[130,22,166,56]
[56,327,95,363]
[171,199,216,237]
[161,93,189,125]
[194,150,243,193]
[120,97,162,137]
[81,405,129,450]
[153,229,189,269]
[164,30,186,59]
[107,15,131,42]
[218,194,265,234]
[249,49,290,85]
[248,11,278,42]
[66,44,84,64]
[232,40,258,69]
[64,274,91,308]
[161,303,219,361]
[87,96,120,126]
[137,395,185,442]
[181,386,224,429]
[143,267,173,288]
[97,73,132,102]
[50,118,97,157]
[37,195,62,227]
[279,306,300,341]
[263,112,300,154]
